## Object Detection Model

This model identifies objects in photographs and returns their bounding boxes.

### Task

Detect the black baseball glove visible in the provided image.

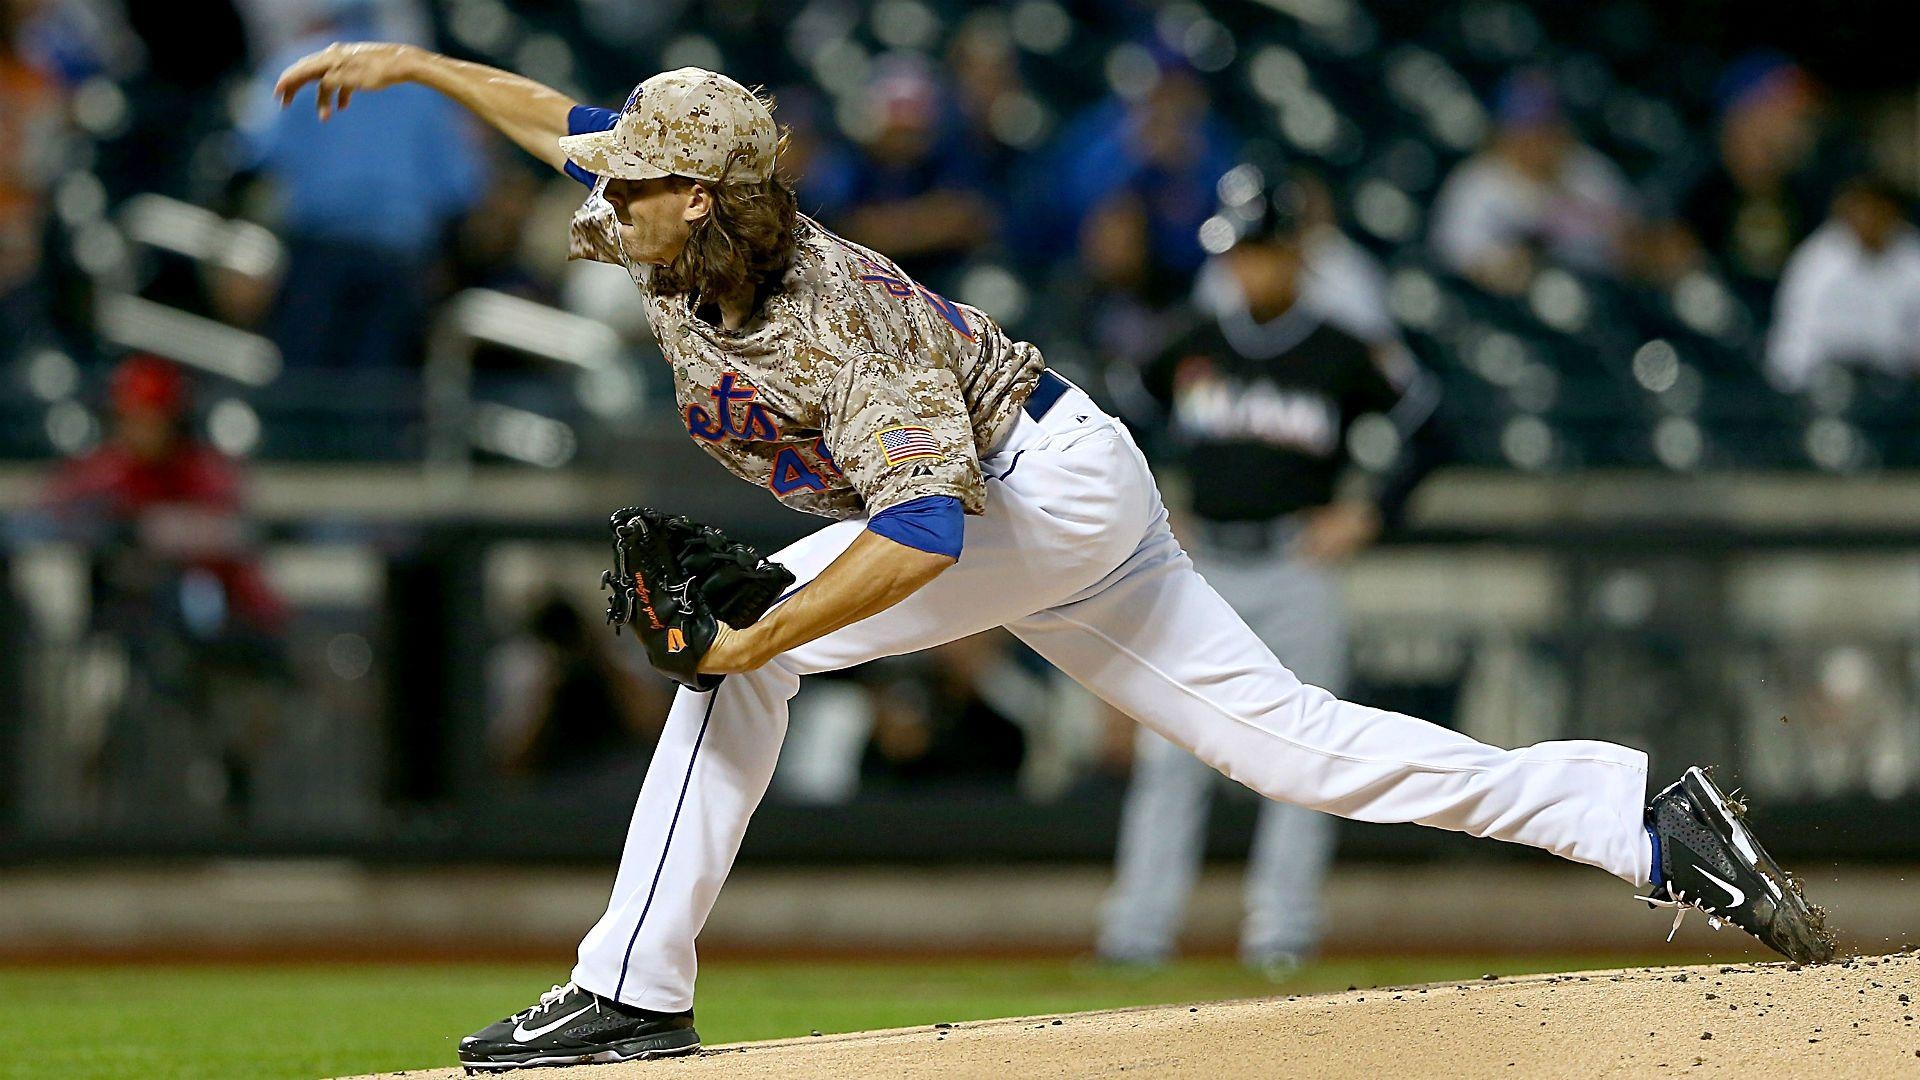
[601,507,795,690]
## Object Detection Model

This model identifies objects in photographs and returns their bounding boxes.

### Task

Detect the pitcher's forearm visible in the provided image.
[700,530,955,674]
[407,52,577,170]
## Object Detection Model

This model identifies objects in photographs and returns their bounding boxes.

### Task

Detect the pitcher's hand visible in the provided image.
[274,42,423,121]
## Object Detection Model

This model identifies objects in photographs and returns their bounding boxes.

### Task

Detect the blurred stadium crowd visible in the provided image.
[4,0,1920,846]
[6,0,1920,466]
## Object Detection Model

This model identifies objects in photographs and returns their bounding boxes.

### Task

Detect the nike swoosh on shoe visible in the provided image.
[1691,864,1745,908]
[513,1004,594,1043]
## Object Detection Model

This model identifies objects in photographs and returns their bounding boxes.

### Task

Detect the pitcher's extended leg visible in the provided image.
[1012,524,1652,885]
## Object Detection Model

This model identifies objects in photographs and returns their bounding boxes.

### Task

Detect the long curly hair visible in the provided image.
[650,132,800,303]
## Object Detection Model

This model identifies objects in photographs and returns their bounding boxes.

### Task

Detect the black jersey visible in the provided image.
[1132,302,1429,525]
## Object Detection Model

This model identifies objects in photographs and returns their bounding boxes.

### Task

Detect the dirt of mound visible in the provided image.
[353,952,1920,1079]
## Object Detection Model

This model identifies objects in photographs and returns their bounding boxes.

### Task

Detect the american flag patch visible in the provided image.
[875,425,941,465]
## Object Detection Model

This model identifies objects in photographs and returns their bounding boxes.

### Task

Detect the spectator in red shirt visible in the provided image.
[47,355,287,634]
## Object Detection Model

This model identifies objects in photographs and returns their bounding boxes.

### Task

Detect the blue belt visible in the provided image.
[1024,369,1069,421]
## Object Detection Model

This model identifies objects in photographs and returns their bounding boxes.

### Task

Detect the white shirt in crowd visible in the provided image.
[1766,221,1920,392]
[1428,147,1634,276]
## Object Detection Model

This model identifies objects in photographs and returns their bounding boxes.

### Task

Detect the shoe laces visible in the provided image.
[514,982,592,1023]
[1642,885,1726,941]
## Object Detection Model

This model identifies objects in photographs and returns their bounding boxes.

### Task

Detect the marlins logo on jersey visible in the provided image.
[1171,356,1341,456]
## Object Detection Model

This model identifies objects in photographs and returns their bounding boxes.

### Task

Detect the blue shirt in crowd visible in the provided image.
[249,38,485,257]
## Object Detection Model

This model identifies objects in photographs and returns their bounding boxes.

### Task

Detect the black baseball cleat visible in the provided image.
[458,981,699,1071]
[1643,766,1834,965]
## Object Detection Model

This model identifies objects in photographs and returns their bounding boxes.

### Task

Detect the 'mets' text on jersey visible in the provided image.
[571,192,1041,520]
[1140,308,1408,523]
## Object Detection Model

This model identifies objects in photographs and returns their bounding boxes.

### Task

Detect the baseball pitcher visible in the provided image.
[273,44,1833,1070]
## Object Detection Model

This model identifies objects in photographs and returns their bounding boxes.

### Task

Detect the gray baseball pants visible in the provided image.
[1099,538,1346,964]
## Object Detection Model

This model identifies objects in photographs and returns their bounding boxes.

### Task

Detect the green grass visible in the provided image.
[0,953,1705,1080]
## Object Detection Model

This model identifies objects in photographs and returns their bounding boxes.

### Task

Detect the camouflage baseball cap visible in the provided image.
[558,68,777,184]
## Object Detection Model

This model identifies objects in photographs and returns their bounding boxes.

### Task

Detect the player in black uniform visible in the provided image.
[1100,170,1437,972]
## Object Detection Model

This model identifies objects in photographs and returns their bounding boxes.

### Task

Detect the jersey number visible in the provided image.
[915,286,975,341]
[768,439,842,496]
[858,270,977,341]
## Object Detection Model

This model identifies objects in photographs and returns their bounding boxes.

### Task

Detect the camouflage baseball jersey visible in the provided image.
[571,187,1043,520]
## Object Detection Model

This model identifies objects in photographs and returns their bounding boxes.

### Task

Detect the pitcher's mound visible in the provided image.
[348,952,1920,1079]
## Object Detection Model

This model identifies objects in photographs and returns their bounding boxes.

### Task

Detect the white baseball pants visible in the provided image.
[573,382,1652,1012]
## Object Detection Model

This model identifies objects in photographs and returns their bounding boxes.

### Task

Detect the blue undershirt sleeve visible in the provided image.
[866,495,965,559]
[562,106,620,187]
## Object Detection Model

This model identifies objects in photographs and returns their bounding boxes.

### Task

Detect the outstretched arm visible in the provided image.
[273,42,577,173]
[699,529,955,674]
